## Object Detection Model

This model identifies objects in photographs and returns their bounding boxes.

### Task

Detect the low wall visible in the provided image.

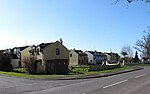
[89,61,121,71]
[142,61,150,64]
[124,62,141,66]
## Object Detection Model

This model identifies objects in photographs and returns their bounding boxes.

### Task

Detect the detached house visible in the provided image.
[12,46,31,67]
[85,51,106,64]
[104,52,120,63]
[34,39,69,74]
[69,49,88,65]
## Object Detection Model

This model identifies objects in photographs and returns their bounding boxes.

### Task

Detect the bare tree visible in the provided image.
[23,57,37,74]
[120,45,134,57]
[115,0,150,4]
[134,27,150,58]
[127,0,150,3]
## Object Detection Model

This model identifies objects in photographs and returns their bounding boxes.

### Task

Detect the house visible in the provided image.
[0,49,20,68]
[10,54,19,68]
[12,46,31,67]
[35,39,70,74]
[0,50,6,54]
[104,52,120,63]
[69,49,88,65]
[85,51,106,64]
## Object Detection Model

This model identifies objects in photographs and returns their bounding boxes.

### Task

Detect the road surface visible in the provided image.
[0,66,150,94]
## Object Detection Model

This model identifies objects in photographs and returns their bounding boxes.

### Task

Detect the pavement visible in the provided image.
[55,66,144,80]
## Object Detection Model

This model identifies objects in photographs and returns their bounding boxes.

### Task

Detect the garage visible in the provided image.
[46,59,69,74]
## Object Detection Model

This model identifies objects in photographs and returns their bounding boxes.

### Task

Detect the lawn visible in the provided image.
[0,66,129,79]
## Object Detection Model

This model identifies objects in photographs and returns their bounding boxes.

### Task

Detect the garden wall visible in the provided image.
[89,61,121,71]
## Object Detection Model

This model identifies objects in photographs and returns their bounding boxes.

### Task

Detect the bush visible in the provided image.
[0,54,13,71]
[23,57,37,74]
[71,65,89,74]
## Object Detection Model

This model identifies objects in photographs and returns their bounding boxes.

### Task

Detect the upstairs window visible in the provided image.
[70,54,72,57]
[56,48,60,55]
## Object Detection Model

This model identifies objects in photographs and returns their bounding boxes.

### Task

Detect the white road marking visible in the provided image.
[83,93,86,94]
[103,79,128,89]
[135,74,147,78]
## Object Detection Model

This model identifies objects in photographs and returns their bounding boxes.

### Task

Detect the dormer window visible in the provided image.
[56,48,60,55]
[36,46,40,55]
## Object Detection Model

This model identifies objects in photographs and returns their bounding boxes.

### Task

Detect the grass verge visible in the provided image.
[0,66,129,79]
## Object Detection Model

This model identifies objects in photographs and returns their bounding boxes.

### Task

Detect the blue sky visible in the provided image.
[0,0,150,54]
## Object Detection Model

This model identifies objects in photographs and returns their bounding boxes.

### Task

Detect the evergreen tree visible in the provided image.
[133,51,140,62]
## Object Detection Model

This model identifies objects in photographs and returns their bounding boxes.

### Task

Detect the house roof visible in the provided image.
[74,50,83,54]
[11,54,19,59]
[19,46,29,51]
[13,46,29,51]
[38,42,54,51]
[87,51,102,55]
[0,50,6,54]
[74,50,87,56]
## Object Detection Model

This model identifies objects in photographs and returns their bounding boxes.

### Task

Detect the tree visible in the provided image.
[126,0,150,3]
[121,45,133,57]
[23,57,37,74]
[133,51,140,62]
[121,45,134,62]
[0,54,13,72]
[115,0,150,3]
[121,51,128,57]
[134,27,150,59]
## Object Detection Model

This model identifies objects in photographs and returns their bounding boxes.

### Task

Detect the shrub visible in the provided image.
[23,57,37,74]
[0,54,13,71]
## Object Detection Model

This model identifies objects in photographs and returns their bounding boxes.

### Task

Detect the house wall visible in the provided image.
[105,54,111,61]
[78,54,88,65]
[69,50,78,65]
[94,55,106,64]
[21,47,31,67]
[42,41,69,74]
[43,41,69,60]
[85,51,94,64]
[11,59,19,68]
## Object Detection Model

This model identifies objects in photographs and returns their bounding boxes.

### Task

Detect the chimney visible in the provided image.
[60,38,63,45]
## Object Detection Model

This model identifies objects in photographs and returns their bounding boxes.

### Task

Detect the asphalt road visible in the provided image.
[1,66,150,94]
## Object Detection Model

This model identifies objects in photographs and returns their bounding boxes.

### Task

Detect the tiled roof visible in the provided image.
[88,51,96,55]
[38,42,54,51]
[74,50,87,56]
[0,50,6,54]
[75,50,83,54]
[13,46,29,51]
[88,51,102,55]
[11,54,19,59]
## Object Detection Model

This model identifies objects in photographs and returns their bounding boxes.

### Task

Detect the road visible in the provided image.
[0,66,150,94]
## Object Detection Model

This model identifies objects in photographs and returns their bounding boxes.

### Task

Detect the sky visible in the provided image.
[0,0,150,54]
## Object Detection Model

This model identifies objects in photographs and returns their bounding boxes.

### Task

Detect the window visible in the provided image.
[36,47,40,55]
[70,54,72,57]
[56,48,60,55]
[90,60,92,63]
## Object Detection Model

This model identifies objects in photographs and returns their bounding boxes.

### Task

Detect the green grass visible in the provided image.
[77,66,129,76]
[138,63,150,66]
[0,71,69,79]
[0,66,129,79]
[71,65,89,73]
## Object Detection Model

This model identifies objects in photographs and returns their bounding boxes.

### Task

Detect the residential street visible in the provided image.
[0,66,150,94]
